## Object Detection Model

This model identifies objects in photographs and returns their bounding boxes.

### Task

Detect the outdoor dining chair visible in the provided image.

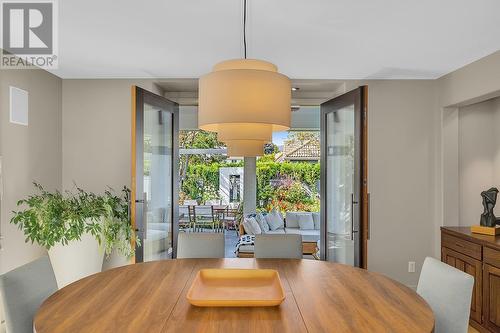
[222,205,239,231]
[193,205,216,232]
[178,205,194,231]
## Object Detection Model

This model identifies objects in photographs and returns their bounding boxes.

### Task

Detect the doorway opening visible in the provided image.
[132,81,368,268]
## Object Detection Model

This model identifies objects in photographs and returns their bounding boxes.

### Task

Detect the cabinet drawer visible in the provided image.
[441,247,482,324]
[484,247,500,269]
[442,233,482,260]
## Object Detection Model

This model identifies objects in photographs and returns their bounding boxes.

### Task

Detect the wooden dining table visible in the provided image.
[34,259,434,333]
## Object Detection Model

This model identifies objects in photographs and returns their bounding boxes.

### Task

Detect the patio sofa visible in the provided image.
[237,211,320,258]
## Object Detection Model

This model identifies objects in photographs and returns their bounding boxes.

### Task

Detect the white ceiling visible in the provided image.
[52,0,500,79]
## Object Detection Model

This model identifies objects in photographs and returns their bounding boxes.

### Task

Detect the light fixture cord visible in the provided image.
[243,0,247,59]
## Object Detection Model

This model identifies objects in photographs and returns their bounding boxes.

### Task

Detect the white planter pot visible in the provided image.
[102,249,133,271]
[48,231,104,288]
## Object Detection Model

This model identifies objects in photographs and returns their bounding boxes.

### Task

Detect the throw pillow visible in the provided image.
[243,217,261,235]
[249,217,262,234]
[266,209,284,231]
[298,214,314,230]
[242,219,253,235]
[255,213,270,233]
[285,212,300,228]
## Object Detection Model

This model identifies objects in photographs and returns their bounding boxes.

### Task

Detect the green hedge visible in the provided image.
[181,161,243,203]
[257,160,320,211]
[181,158,320,212]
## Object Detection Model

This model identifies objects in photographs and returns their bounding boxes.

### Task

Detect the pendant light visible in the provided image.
[198,0,291,156]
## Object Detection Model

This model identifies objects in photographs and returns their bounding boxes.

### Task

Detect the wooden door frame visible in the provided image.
[131,86,180,262]
[320,86,368,268]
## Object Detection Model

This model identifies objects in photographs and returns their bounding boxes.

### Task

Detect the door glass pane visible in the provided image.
[326,105,355,265]
[143,104,172,261]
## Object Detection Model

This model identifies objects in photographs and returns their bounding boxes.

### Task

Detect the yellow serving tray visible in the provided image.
[186,269,286,307]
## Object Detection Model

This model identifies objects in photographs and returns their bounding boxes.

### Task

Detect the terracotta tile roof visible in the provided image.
[277,139,320,161]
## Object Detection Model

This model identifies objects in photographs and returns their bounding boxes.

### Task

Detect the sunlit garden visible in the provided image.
[179,130,320,213]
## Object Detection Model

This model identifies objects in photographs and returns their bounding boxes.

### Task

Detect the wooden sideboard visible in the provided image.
[441,227,500,332]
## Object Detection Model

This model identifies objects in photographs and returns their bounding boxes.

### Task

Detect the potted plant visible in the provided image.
[11,183,139,288]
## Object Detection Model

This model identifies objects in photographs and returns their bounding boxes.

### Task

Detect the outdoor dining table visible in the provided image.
[211,204,228,211]
[211,204,229,219]
[33,258,434,333]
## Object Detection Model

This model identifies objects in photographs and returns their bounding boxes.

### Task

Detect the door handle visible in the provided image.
[142,192,148,240]
[136,193,148,240]
[367,193,371,240]
[351,193,359,241]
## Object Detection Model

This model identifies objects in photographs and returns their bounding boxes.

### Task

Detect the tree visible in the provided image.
[285,131,319,145]
[179,130,226,186]
[264,142,279,155]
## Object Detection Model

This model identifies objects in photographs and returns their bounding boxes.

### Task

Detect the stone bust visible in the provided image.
[480,187,499,227]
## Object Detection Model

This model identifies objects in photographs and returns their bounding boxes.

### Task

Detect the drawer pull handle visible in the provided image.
[455,243,464,248]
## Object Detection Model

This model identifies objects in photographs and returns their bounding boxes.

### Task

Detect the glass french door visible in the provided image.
[320,86,368,268]
[132,86,179,262]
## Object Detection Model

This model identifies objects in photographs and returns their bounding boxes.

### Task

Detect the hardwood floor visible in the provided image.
[468,325,480,333]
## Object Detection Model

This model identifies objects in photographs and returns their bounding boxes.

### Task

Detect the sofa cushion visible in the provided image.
[298,214,315,230]
[243,217,261,235]
[285,212,301,228]
[255,212,270,233]
[266,209,284,231]
[312,212,320,230]
[285,228,320,238]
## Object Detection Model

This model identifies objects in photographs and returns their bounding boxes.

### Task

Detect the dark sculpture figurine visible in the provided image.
[480,187,499,227]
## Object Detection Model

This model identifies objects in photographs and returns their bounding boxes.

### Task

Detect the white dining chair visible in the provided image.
[254,234,302,259]
[417,257,474,333]
[0,256,58,333]
[177,232,225,258]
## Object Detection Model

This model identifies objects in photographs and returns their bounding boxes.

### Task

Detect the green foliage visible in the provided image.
[285,131,319,144]
[179,130,226,165]
[181,161,243,203]
[182,163,219,203]
[10,183,138,258]
[181,156,320,212]
[277,182,313,204]
[264,143,279,155]
[256,159,320,212]
[178,129,321,212]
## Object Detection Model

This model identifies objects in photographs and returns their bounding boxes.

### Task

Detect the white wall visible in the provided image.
[61,80,161,193]
[437,51,500,254]
[362,80,438,287]
[0,69,62,332]
[62,80,163,270]
[219,167,244,204]
[438,51,500,107]
[0,69,62,275]
[458,97,500,226]
[495,99,500,188]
